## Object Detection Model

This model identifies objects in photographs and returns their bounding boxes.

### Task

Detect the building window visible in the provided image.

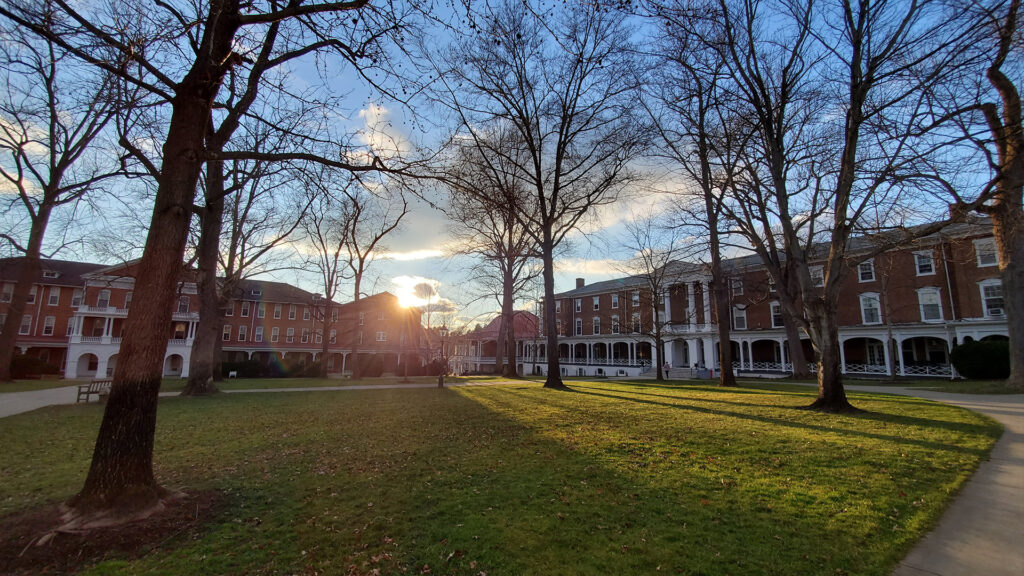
[378,310,385,320]
[66,318,74,336]
[42,270,58,278]
[48,287,60,306]
[731,279,744,296]
[96,289,110,308]
[225,301,233,316]
[632,291,640,306]
[286,327,294,343]
[257,303,266,318]
[917,287,943,322]
[274,304,282,319]
[329,329,337,344]
[27,286,36,304]
[177,296,189,314]
[975,238,998,267]
[979,280,1004,317]
[303,307,310,321]
[271,327,280,342]
[859,293,882,325]
[611,315,620,334]
[592,317,600,334]
[556,319,563,336]
[858,259,875,282]
[631,313,641,333]
[0,284,11,303]
[611,294,619,309]
[358,331,363,344]
[289,305,297,320]
[376,331,387,342]
[331,309,339,322]
[555,300,561,313]
[254,326,264,342]
[125,292,133,309]
[223,325,231,341]
[302,328,310,343]
[358,312,364,325]
[575,299,582,313]
[809,266,824,287]
[733,307,747,330]
[770,302,784,328]
[71,288,82,307]
[315,331,322,343]
[42,316,55,335]
[238,325,247,342]
[915,251,935,276]
[593,296,600,311]
[575,318,582,336]
[241,301,250,317]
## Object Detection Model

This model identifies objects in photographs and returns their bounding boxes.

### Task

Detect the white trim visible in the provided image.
[979,278,1005,318]
[974,238,999,267]
[858,259,875,283]
[916,287,943,322]
[914,250,935,276]
[859,292,882,325]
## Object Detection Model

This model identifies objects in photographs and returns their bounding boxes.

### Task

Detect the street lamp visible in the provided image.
[438,324,449,388]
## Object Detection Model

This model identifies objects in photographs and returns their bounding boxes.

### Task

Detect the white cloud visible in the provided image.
[377,248,445,261]
[554,257,623,275]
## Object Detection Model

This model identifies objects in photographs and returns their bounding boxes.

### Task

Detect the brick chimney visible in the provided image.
[576,278,585,289]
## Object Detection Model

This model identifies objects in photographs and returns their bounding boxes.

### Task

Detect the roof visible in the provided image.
[232,278,320,303]
[0,258,107,287]
[462,311,540,341]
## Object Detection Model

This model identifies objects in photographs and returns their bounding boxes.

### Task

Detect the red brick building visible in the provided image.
[525,219,1007,378]
[1,258,429,379]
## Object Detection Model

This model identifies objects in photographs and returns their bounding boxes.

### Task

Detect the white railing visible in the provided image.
[903,364,952,377]
[79,336,102,343]
[111,337,122,344]
[80,305,129,315]
[558,357,651,367]
[845,363,887,374]
[168,338,189,346]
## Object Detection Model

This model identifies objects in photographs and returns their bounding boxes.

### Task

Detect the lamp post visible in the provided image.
[438,324,449,388]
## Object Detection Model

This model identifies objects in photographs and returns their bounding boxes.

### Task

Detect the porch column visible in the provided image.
[664,292,672,324]
[686,339,699,367]
[702,337,714,369]
[663,340,673,367]
[686,283,695,328]
[702,282,712,327]
[95,356,109,379]
[777,338,789,372]
[104,317,113,337]
[839,337,847,374]
[896,338,906,376]
[882,336,892,376]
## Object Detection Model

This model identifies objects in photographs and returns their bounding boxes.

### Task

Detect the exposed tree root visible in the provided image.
[800,398,864,414]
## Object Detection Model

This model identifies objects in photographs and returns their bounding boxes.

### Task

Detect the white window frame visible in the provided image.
[42,270,58,278]
[575,318,582,336]
[71,288,82,307]
[47,287,60,306]
[303,307,310,321]
[555,300,561,313]
[611,294,619,309]
[241,301,250,317]
[632,291,640,306]
[225,301,233,316]
[42,316,55,335]
[329,329,337,344]
[358,311,364,325]
[222,325,232,341]
[125,292,133,309]
[809,266,825,287]
[271,326,280,342]
[611,315,620,334]
[27,285,36,304]
[301,328,310,343]
[0,284,12,303]
[859,293,882,325]
[593,296,600,311]
[914,251,935,276]
[378,310,385,320]
[979,279,1004,318]
[556,319,563,336]
[96,289,110,308]
[286,327,295,343]
[177,296,189,314]
[257,303,266,318]
[289,304,297,320]
[575,299,582,313]
[770,302,784,328]
[592,317,600,334]
[254,326,264,342]
[273,304,282,319]
[917,287,943,322]
[858,259,875,283]
[376,330,387,342]
[631,312,641,333]
[238,325,248,342]
[733,306,747,330]
[974,238,999,267]
[731,278,744,297]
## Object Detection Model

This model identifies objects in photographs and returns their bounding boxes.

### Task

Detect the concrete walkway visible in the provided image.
[1,380,1020,575]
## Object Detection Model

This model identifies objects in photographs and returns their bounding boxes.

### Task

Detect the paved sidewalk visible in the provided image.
[0,385,80,418]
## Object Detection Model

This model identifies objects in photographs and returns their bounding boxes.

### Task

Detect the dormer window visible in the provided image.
[251,289,262,296]
[42,270,58,278]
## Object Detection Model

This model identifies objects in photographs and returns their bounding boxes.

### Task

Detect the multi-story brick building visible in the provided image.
[0,258,430,379]
[518,219,1008,378]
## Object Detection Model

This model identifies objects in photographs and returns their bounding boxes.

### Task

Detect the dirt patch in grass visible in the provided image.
[0,490,224,575]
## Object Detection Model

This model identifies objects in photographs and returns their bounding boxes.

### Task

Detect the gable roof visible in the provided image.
[0,257,108,287]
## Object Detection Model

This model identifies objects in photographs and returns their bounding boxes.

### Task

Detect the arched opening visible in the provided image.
[163,354,184,377]
[900,336,951,376]
[842,337,887,374]
[593,342,608,362]
[106,353,119,378]
[749,339,785,372]
[76,353,99,378]
[612,342,630,364]
[557,343,570,360]
[573,342,588,364]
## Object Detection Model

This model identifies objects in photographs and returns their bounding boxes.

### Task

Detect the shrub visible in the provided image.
[10,355,60,379]
[950,340,1010,379]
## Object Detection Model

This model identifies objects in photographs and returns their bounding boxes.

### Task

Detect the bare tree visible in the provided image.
[0,3,121,382]
[433,0,646,389]
[0,0,427,521]
[446,128,541,378]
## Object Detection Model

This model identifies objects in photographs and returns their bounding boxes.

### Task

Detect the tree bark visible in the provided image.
[68,1,241,514]
[0,211,48,382]
[183,162,225,396]
[319,301,332,378]
[993,203,1024,388]
[804,301,855,412]
[784,318,811,378]
[497,269,516,377]
[710,258,736,387]
[541,236,566,389]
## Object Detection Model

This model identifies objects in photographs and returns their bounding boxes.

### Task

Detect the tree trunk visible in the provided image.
[993,204,1024,388]
[498,270,516,377]
[319,302,332,378]
[494,313,507,377]
[541,236,566,389]
[183,165,225,396]
[0,214,48,382]
[784,319,811,378]
[710,263,736,388]
[804,303,856,412]
[349,279,362,380]
[67,4,241,514]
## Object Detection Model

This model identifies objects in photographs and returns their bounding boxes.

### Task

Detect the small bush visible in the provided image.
[951,340,1010,379]
[9,355,60,379]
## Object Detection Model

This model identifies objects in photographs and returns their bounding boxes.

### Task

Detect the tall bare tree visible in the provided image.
[0,0,426,521]
[433,0,646,389]
[0,3,121,382]
[446,128,541,378]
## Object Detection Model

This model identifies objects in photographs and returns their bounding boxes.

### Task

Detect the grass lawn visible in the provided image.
[0,375,505,394]
[844,378,1022,394]
[0,380,1001,575]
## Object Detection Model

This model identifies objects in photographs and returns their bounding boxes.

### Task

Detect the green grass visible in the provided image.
[0,380,1001,575]
[0,375,506,394]
[0,378,75,393]
[844,378,1023,394]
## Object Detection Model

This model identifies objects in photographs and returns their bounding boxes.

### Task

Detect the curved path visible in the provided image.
[1,380,1021,575]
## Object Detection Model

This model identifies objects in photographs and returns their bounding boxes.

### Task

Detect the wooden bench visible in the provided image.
[77,379,112,403]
